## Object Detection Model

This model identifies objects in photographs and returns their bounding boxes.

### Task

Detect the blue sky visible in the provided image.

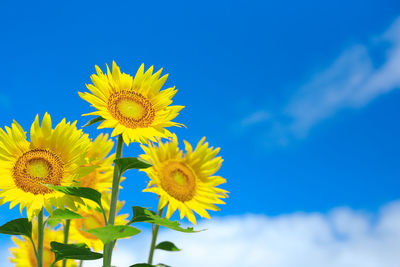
[1,1,400,266]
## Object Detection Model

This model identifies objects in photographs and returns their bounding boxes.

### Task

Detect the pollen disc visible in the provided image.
[160,161,196,202]
[13,149,64,195]
[107,90,155,129]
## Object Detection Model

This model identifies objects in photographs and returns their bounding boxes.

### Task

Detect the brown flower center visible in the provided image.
[13,149,64,195]
[107,90,155,129]
[160,161,196,202]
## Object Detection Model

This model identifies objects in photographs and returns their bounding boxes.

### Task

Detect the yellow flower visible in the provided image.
[0,113,90,219]
[78,133,114,193]
[10,222,77,267]
[79,61,184,144]
[69,194,129,252]
[140,135,228,224]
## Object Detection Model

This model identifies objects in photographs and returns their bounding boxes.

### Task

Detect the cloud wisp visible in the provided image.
[79,200,400,267]
[286,17,400,136]
[241,17,400,142]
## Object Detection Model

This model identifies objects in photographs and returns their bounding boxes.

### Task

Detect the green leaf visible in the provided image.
[51,242,103,263]
[50,209,83,220]
[129,206,198,233]
[47,218,62,228]
[87,225,141,244]
[155,241,181,251]
[46,185,102,208]
[83,116,105,127]
[114,157,152,175]
[0,218,32,238]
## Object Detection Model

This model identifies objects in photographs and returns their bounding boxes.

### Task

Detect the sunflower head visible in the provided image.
[10,221,77,267]
[0,113,90,219]
[140,135,228,224]
[79,61,184,145]
[69,193,129,252]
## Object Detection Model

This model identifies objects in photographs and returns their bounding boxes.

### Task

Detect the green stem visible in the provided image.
[103,134,124,267]
[147,208,164,265]
[37,208,44,267]
[79,260,83,267]
[62,219,71,267]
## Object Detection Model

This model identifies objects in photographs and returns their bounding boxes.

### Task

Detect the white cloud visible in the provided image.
[286,17,400,135]
[79,201,400,267]
[240,110,271,127]
[241,17,400,140]
[285,45,374,135]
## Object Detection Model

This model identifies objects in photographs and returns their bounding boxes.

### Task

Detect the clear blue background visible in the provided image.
[0,0,400,228]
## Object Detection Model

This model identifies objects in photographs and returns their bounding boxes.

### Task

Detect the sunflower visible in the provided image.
[0,113,90,219]
[78,61,184,144]
[69,194,129,252]
[9,222,77,267]
[140,135,228,224]
[77,133,115,194]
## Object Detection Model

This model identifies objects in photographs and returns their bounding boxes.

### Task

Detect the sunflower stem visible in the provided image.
[37,208,44,267]
[62,219,71,267]
[148,208,164,265]
[103,134,124,267]
[79,260,83,267]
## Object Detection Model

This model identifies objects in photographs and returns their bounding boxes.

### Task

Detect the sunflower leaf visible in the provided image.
[129,206,198,233]
[0,218,32,238]
[86,225,141,244]
[50,242,103,263]
[50,208,84,220]
[114,157,152,175]
[155,241,181,251]
[47,218,62,228]
[46,185,102,208]
[83,116,105,127]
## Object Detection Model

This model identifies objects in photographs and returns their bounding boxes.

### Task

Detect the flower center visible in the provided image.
[107,91,155,129]
[26,159,50,178]
[13,149,64,195]
[160,161,196,202]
